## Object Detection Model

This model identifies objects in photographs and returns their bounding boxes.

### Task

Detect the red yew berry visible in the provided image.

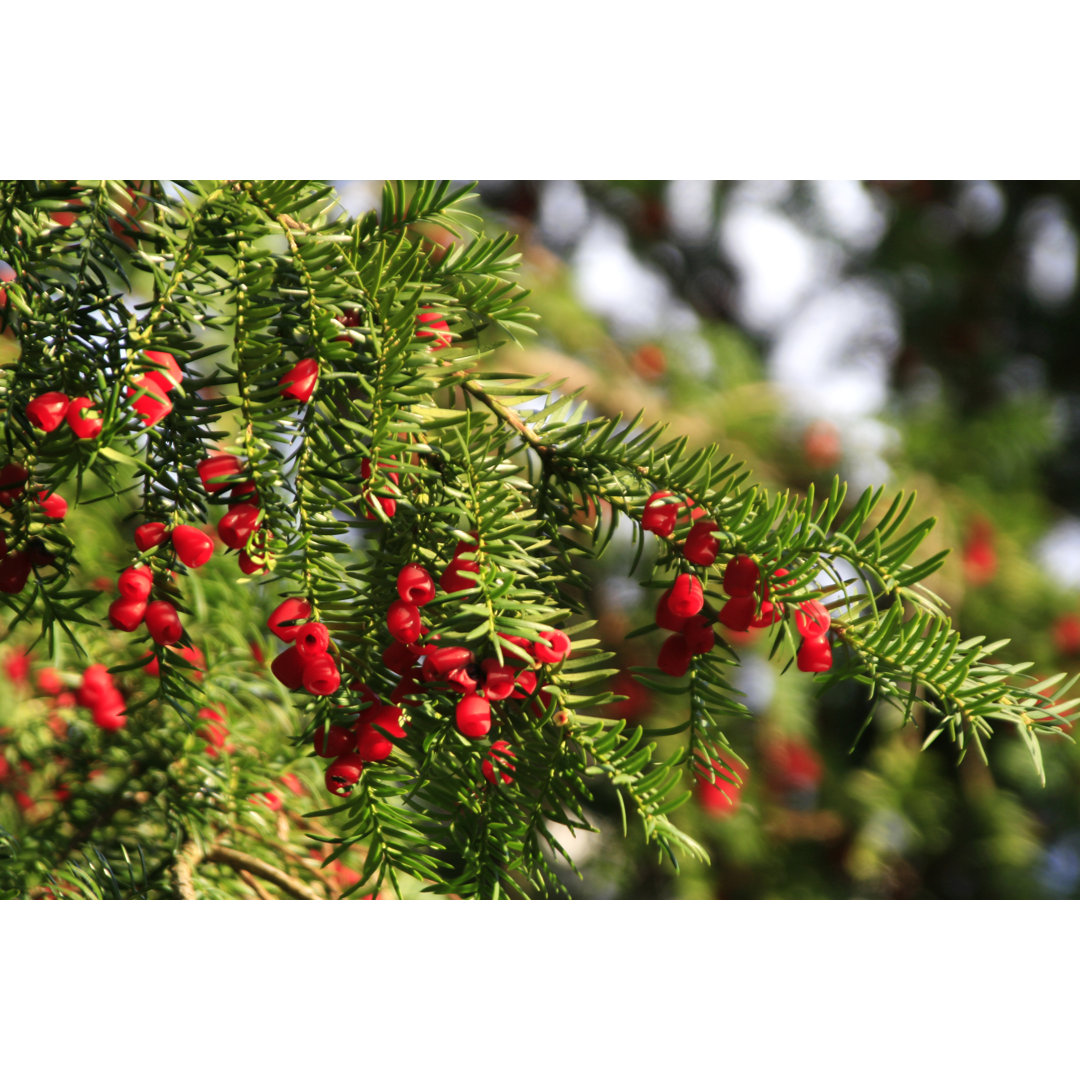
[26,392,70,433]
[295,621,331,660]
[145,600,183,646]
[416,308,452,350]
[279,357,319,403]
[511,668,538,699]
[325,753,364,797]
[695,756,744,817]
[92,698,128,731]
[127,373,173,426]
[668,573,704,618]
[303,654,341,696]
[428,646,475,678]
[656,588,689,633]
[217,503,260,549]
[1054,613,1080,656]
[440,558,478,593]
[77,664,115,706]
[36,490,67,519]
[313,724,354,758]
[134,521,170,551]
[268,597,313,642]
[0,463,28,508]
[198,453,244,494]
[723,555,760,598]
[355,710,404,763]
[718,595,755,632]
[171,524,214,568]
[387,600,422,644]
[658,633,692,677]
[480,659,516,701]
[397,563,436,606]
[534,629,572,665]
[794,599,831,638]
[0,552,31,594]
[280,773,305,796]
[750,598,784,628]
[108,596,147,631]
[683,614,715,655]
[118,565,153,601]
[270,645,305,690]
[36,667,63,697]
[482,740,516,786]
[65,396,103,440]
[797,634,833,673]
[642,491,679,537]
[456,694,492,738]
[684,520,720,567]
[144,350,184,390]
[383,640,417,675]
[360,458,398,520]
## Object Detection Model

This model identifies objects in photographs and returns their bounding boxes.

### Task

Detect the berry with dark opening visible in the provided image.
[397,563,436,606]
[303,654,341,696]
[325,753,364,797]
[294,621,331,660]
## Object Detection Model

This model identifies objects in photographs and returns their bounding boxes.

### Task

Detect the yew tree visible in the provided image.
[0,179,1071,900]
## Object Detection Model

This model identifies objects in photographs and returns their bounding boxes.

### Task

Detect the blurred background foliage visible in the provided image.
[436,179,1080,899]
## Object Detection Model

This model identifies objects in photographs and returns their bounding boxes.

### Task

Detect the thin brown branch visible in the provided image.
[204,845,322,900]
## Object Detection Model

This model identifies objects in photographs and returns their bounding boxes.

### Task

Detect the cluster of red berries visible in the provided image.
[26,390,103,440]
[77,664,128,731]
[0,465,65,594]
[128,351,184,427]
[198,453,269,574]
[642,490,833,675]
[268,598,342,699]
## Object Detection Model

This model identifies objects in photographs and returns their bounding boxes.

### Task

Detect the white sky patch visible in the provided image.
[332,181,381,219]
[571,214,698,338]
[810,180,888,251]
[538,179,589,249]
[720,202,838,335]
[767,279,901,422]
[666,179,715,244]
[1035,518,1080,589]
[1022,198,1078,307]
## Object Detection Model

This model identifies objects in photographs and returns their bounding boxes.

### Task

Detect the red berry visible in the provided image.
[134,521,170,551]
[657,633,692,677]
[750,599,785,628]
[145,600,183,646]
[480,659,516,701]
[718,595,755,632]
[387,600,422,644]
[217,502,260,550]
[313,724,353,758]
[303,654,341,696]
[108,596,147,631]
[36,667,63,696]
[268,597,313,642]
[794,600,831,638]
[127,373,172,426]
[455,694,491,738]
[270,645,305,690]
[325,753,364,797]
[118,565,153,601]
[0,552,31,593]
[295,621,331,660]
[171,524,214,568]
[534,629,571,665]
[0,463,28,508]
[511,668,538,699]
[144,351,184,390]
[440,558,478,593]
[482,740,516,785]
[683,614,715,655]
[26,392,70,433]
[668,573,704,618]
[684,520,719,566]
[642,491,679,537]
[198,453,244,494]
[655,588,689,633]
[33,489,66,519]
[92,699,128,731]
[397,563,436,606]
[797,634,833,673]
[723,555,759,597]
[416,309,452,350]
[355,705,405,762]
[382,640,417,675]
[65,396,103,439]
[279,357,318,403]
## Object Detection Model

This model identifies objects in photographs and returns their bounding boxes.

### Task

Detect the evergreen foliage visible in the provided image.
[0,179,1072,899]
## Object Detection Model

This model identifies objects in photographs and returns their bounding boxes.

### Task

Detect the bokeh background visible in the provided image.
[332,179,1080,899]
